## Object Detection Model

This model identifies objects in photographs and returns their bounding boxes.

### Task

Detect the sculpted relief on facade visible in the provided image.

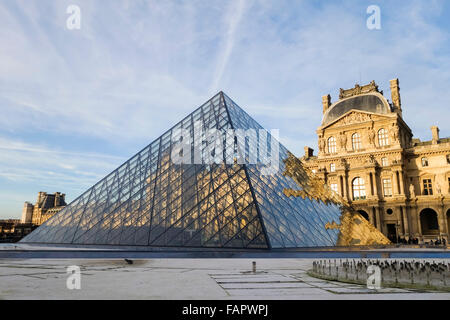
[338,132,347,151]
[335,112,373,127]
[368,127,376,146]
[318,135,326,153]
[390,123,400,143]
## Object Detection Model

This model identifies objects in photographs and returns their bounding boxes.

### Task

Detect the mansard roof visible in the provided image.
[322,92,392,126]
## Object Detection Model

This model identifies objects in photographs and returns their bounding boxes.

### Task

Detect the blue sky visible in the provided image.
[0,0,449,219]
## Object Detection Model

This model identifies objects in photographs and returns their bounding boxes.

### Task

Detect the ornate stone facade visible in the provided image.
[302,79,450,244]
[21,192,67,225]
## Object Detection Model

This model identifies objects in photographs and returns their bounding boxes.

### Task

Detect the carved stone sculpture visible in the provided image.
[409,184,416,198]
[390,123,400,142]
[368,127,376,146]
[339,80,381,99]
[338,112,372,126]
[339,133,347,151]
[318,137,326,153]
[436,182,442,195]
[366,154,376,165]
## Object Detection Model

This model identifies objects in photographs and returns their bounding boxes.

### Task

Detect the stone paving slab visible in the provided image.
[213,276,292,283]
[220,282,314,289]
[325,287,411,294]
[306,282,345,288]
[225,288,327,296]
[1,258,449,299]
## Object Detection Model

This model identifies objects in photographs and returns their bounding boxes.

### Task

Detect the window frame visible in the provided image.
[352,177,366,200]
[378,128,389,147]
[422,178,433,195]
[351,133,362,151]
[382,178,393,197]
[327,136,337,154]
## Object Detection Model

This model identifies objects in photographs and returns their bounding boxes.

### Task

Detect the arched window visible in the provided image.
[421,157,429,167]
[328,137,336,154]
[352,177,366,200]
[352,133,362,151]
[378,128,389,146]
[357,210,369,221]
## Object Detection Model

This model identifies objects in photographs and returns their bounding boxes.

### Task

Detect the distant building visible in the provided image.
[21,192,67,225]
[1,191,67,242]
[0,219,20,234]
[0,219,36,243]
[302,79,450,244]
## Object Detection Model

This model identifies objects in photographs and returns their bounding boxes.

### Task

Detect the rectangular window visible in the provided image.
[330,163,336,172]
[423,179,433,195]
[352,133,362,151]
[328,137,337,154]
[383,179,392,197]
[378,129,389,146]
[352,177,366,200]
[330,183,338,194]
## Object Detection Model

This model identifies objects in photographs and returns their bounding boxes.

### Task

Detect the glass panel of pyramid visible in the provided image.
[21,92,343,248]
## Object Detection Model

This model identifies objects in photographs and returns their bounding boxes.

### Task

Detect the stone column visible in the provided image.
[444,208,449,236]
[372,170,379,198]
[367,173,373,196]
[401,206,410,237]
[375,207,382,233]
[415,206,422,239]
[399,171,405,195]
[392,171,399,195]
[438,204,446,237]
[369,206,375,226]
[343,175,349,201]
[339,175,344,198]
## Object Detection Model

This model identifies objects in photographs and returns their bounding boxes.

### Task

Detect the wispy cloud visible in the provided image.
[0,0,449,218]
[210,0,247,94]
[0,136,123,218]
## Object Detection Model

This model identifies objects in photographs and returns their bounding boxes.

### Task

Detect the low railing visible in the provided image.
[310,259,450,291]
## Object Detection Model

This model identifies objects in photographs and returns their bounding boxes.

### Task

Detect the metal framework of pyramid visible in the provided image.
[22,92,343,249]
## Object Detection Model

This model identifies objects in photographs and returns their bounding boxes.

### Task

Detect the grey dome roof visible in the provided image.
[322,93,391,126]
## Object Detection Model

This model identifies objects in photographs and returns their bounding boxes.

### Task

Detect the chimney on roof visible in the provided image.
[322,94,331,114]
[37,191,46,207]
[304,146,314,159]
[389,78,402,116]
[431,126,440,144]
[54,192,61,207]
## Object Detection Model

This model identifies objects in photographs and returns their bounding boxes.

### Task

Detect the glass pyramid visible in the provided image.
[21,92,343,248]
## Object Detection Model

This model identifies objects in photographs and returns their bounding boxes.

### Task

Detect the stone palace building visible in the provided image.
[21,192,67,225]
[302,79,450,243]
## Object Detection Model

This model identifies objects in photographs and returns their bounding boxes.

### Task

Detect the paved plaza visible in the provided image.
[0,258,449,299]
